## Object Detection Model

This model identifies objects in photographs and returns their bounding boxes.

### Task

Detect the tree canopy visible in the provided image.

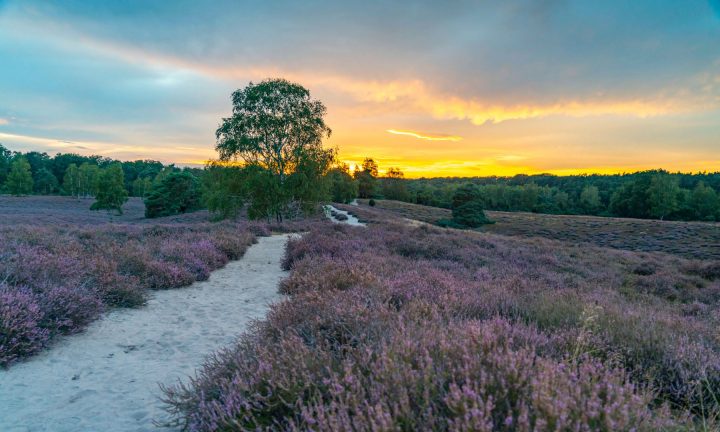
[6,157,33,196]
[145,171,202,218]
[90,164,128,214]
[213,79,334,221]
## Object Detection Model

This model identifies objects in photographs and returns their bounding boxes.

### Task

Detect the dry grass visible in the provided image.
[355,199,720,260]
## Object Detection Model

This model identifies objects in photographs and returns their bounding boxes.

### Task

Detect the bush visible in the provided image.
[368,198,376,207]
[145,171,202,218]
[452,199,492,227]
[0,285,49,366]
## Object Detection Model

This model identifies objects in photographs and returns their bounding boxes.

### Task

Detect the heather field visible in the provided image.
[355,199,720,260]
[0,196,314,366]
[166,212,719,430]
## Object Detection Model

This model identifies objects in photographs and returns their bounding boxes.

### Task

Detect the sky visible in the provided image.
[0,0,719,177]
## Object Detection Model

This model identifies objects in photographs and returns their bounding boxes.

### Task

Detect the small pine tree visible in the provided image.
[144,171,201,218]
[91,164,128,214]
[6,157,34,196]
[452,200,491,228]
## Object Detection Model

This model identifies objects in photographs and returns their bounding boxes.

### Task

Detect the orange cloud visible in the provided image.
[386,129,462,141]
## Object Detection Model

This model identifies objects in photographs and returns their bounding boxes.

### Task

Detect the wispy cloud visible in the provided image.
[0,118,8,125]
[386,129,462,141]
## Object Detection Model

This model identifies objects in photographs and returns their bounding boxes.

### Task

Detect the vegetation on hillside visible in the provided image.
[166,218,719,430]
[395,170,720,222]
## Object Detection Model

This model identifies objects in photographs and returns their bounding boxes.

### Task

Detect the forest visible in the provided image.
[2,141,719,223]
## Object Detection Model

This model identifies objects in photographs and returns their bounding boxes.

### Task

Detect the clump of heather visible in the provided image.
[0,221,261,366]
[0,284,50,365]
[167,220,719,429]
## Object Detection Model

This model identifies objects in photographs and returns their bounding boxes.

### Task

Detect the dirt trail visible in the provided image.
[0,234,292,432]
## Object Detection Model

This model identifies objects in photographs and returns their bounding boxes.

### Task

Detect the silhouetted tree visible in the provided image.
[355,157,378,198]
[381,167,410,201]
[327,165,357,203]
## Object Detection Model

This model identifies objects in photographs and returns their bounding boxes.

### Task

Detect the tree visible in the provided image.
[63,164,80,197]
[145,171,202,218]
[214,78,333,221]
[0,143,11,186]
[452,200,492,228]
[690,182,719,221]
[648,173,680,220]
[579,185,601,214]
[34,168,58,194]
[443,184,491,228]
[6,157,34,196]
[91,164,128,214]
[355,158,378,199]
[381,167,410,201]
[78,163,100,197]
[327,165,358,203]
[451,183,481,209]
[203,163,248,219]
[131,177,153,198]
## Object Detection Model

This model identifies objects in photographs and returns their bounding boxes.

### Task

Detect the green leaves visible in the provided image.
[212,79,334,221]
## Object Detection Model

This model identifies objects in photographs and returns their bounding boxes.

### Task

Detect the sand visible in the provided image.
[0,234,293,432]
[324,205,366,226]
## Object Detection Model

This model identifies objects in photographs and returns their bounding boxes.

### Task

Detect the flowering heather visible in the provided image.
[166,219,719,430]
[0,221,260,366]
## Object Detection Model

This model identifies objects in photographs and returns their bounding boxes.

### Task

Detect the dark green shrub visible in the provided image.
[452,200,491,227]
[144,171,202,218]
[369,199,376,207]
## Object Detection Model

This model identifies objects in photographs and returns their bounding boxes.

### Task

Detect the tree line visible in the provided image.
[337,166,720,222]
[396,172,720,222]
[3,78,719,223]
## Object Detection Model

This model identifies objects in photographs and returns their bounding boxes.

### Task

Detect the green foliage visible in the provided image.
[90,164,128,214]
[63,164,80,197]
[202,163,247,219]
[354,158,378,198]
[6,157,34,196]
[327,166,357,203]
[0,143,11,185]
[579,185,601,213]
[690,182,720,221]
[380,167,410,201]
[213,79,333,221]
[34,168,58,194]
[131,177,153,198]
[78,163,100,197]
[144,171,202,218]
[369,199,376,207]
[450,185,491,228]
[647,173,681,220]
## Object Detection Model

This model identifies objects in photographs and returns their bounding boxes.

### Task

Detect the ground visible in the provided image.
[355,199,720,260]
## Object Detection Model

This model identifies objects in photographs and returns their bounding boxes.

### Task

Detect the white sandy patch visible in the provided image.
[324,205,365,226]
[0,234,293,432]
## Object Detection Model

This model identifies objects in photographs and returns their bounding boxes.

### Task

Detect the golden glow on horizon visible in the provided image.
[386,129,462,141]
[2,13,720,181]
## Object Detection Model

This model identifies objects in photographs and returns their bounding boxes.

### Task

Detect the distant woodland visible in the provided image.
[2,142,719,222]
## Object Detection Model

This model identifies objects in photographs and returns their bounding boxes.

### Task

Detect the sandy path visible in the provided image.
[0,234,292,432]
[324,205,365,226]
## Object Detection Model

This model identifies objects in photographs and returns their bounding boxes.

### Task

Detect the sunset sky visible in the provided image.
[1,1,719,177]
